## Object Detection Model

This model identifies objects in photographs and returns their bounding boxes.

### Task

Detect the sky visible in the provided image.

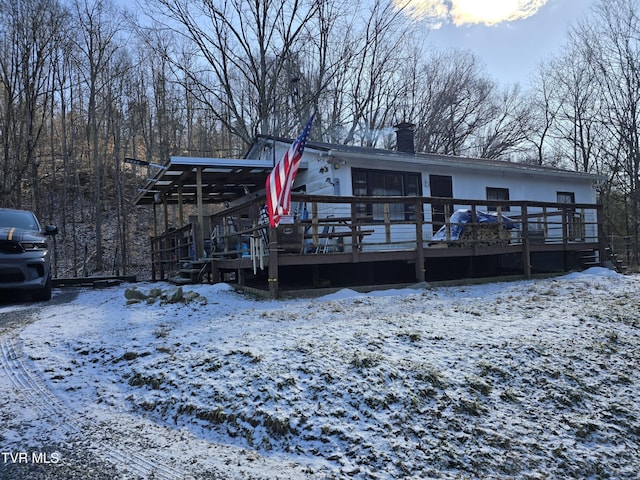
[397,0,596,86]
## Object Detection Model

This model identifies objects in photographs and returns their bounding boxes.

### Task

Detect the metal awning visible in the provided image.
[133,157,279,205]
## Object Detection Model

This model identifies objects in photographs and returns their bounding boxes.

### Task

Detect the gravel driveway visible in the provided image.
[0,289,126,479]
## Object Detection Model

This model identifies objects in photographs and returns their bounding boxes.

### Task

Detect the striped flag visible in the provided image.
[266,114,314,227]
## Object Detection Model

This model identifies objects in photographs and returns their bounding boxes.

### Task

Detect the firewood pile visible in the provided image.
[457,222,512,247]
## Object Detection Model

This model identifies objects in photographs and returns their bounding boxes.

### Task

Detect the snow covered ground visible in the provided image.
[1,267,640,479]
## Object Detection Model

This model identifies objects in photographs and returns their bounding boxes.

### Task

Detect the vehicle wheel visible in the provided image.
[33,275,52,302]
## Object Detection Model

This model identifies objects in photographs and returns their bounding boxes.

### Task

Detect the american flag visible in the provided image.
[265,114,314,227]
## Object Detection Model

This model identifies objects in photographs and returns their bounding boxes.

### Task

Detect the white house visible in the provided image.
[136,124,607,293]
[245,124,602,249]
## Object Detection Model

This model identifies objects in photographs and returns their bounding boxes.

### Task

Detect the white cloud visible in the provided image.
[395,0,549,26]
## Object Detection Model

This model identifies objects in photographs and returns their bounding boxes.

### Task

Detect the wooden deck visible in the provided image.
[149,194,608,297]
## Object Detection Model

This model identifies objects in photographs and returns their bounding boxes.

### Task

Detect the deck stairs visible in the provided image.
[603,246,628,273]
[169,259,215,285]
[578,247,627,273]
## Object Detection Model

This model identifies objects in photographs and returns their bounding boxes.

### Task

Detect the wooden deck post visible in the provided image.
[521,204,531,279]
[151,238,156,281]
[351,202,360,263]
[596,204,607,265]
[384,203,391,244]
[415,199,425,282]
[152,202,158,237]
[312,202,319,247]
[268,226,279,298]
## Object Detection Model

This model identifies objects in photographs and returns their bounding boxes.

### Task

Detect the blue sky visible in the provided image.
[410,0,595,85]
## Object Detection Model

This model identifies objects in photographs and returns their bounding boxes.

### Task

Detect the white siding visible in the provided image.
[283,146,600,248]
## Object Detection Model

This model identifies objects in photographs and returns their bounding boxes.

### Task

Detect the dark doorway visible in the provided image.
[429,175,453,235]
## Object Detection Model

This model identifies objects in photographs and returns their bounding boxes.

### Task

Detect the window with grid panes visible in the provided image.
[352,169,422,221]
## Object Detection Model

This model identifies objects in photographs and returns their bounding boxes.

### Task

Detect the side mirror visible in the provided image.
[44,225,58,236]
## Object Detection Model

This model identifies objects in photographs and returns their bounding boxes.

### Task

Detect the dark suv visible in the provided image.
[0,208,58,301]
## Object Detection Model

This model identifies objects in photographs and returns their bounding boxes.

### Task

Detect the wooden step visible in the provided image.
[179,268,202,275]
[168,276,194,285]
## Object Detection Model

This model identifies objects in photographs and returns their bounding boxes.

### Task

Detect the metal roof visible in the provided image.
[133,157,277,205]
[253,134,603,182]
[135,137,603,207]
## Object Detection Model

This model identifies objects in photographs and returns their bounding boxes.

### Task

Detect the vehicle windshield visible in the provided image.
[0,210,40,231]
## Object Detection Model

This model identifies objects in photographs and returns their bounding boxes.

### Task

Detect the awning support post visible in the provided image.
[195,166,204,259]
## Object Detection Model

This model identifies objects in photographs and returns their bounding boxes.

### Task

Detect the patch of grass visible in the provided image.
[415,365,448,389]
[128,372,166,389]
[466,375,492,395]
[476,360,511,380]
[153,324,171,339]
[606,331,619,343]
[261,414,295,437]
[350,351,381,370]
[364,392,399,410]
[455,396,487,416]
[195,356,223,372]
[276,376,298,390]
[110,350,151,364]
[397,331,422,343]
[616,373,634,385]
[551,387,586,408]
[226,349,262,363]
[499,388,521,403]
[138,400,157,411]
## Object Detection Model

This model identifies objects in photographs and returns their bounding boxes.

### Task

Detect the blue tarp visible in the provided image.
[432,209,520,241]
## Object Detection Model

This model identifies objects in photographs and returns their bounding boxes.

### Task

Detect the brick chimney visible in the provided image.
[394,122,415,154]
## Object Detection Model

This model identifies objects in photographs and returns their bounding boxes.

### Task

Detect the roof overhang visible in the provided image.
[326,149,604,182]
[134,156,290,205]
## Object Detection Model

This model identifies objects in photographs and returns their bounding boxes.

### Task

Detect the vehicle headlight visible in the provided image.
[20,241,47,250]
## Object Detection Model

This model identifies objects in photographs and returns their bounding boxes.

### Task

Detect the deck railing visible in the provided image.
[150,194,604,282]
[150,223,194,281]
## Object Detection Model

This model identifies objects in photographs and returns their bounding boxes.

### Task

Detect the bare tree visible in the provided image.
[410,49,494,156]
[527,60,563,166]
[73,0,124,272]
[337,0,415,147]
[0,0,67,212]
[546,44,604,173]
[474,84,533,159]
[570,0,640,264]
[140,0,320,151]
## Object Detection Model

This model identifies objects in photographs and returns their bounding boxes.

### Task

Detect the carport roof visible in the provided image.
[133,156,278,205]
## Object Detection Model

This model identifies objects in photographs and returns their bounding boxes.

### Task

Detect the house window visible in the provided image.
[352,168,422,221]
[557,191,575,205]
[486,187,510,211]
